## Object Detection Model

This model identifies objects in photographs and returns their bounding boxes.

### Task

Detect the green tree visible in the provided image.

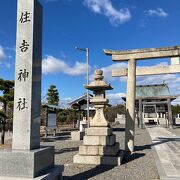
[47,85,59,106]
[0,78,14,145]
[172,104,180,116]
[57,108,78,124]
[105,104,126,122]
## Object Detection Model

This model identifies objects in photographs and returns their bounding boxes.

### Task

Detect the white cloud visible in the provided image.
[0,45,5,61]
[59,50,67,59]
[5,63,11,69]
[118,62,170,82]
[102,63,127,81]
[5,46,15,52]
[59,97,72,109]
[90,62,127,82]
[94,62,180,91]
[83,0,131,26]
[136,72,180,94]
[129,62,180,95]
[136,73,180,98]
[107,92,126,105]
[145,8,168,18]
[42,55,87,76]
[172,96,180,105]
[97,61,180,104]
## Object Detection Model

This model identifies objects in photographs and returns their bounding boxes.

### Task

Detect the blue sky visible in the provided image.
[0,0,180,106]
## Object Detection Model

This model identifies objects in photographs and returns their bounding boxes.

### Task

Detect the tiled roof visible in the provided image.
[136,84,170,97]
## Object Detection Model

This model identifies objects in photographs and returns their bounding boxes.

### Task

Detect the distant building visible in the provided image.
[41,103,61,126]
[69,94,95,120]
[123,83,178,126]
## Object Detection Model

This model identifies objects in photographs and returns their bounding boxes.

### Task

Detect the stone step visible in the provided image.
[86,127,112,136]
[79,142,120,156]
[83,134,116,146]
[73,152,124,165]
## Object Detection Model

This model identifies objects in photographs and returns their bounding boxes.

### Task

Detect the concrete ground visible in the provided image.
[41,125,159,180]
[1,124,179,179]
[168,125,180,136]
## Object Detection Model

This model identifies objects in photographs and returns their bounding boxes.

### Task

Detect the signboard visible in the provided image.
[47,113,57,129]
[144,105,157,118]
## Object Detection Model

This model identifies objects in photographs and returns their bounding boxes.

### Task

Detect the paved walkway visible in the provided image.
[147,126,180,180]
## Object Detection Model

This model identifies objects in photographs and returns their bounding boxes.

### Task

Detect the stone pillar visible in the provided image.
[125,58,136,153]
[167,98,173,128]
[45,106,48,138]
[157,113,159,118]
[0,0,63,179]
[139,99,143,129]
[12,0,42,150]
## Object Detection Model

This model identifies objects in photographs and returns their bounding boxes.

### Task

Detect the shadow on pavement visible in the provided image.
[41,132,71,142]
[134,144,151,151]
[63,165,115,180]
[55,146,79,154]
[122,152,145,164]
[112,127,125,132]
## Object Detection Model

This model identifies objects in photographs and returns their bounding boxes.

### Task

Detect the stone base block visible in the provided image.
[86,127,112,136]
[115,118,125,124]
[0,146,63,179]
[71,131,85,141]
[0,165,64,180]
[84,134,115,146]
[158,118,168,125]
[73,151,124,165]
[79,142,119,156]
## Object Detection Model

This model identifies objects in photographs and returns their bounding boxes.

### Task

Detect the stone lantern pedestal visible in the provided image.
[73,70,123,165]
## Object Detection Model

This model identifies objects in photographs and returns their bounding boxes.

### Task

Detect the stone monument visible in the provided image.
[0,0,63,179]
[115,114,126,124]
[71,118,87,141]
[73,70,123,165]
[79,117,88,132]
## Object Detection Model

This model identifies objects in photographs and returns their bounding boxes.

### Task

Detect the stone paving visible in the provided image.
[147,126,180,180]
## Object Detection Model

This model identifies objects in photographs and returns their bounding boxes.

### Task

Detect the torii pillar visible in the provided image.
[125,58,136,153]
[104,46,180,153]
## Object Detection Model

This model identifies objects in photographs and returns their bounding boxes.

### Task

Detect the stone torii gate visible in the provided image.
[104,46,180,153]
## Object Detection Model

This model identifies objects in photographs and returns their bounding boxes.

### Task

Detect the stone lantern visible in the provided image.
[85,69,112,127]
[73,70,123,165]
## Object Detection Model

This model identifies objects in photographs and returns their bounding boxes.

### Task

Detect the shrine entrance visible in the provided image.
[104,46,180,153]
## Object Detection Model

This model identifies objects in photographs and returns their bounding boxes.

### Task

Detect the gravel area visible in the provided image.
[0,139,12,150]
[41,125,160,180]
